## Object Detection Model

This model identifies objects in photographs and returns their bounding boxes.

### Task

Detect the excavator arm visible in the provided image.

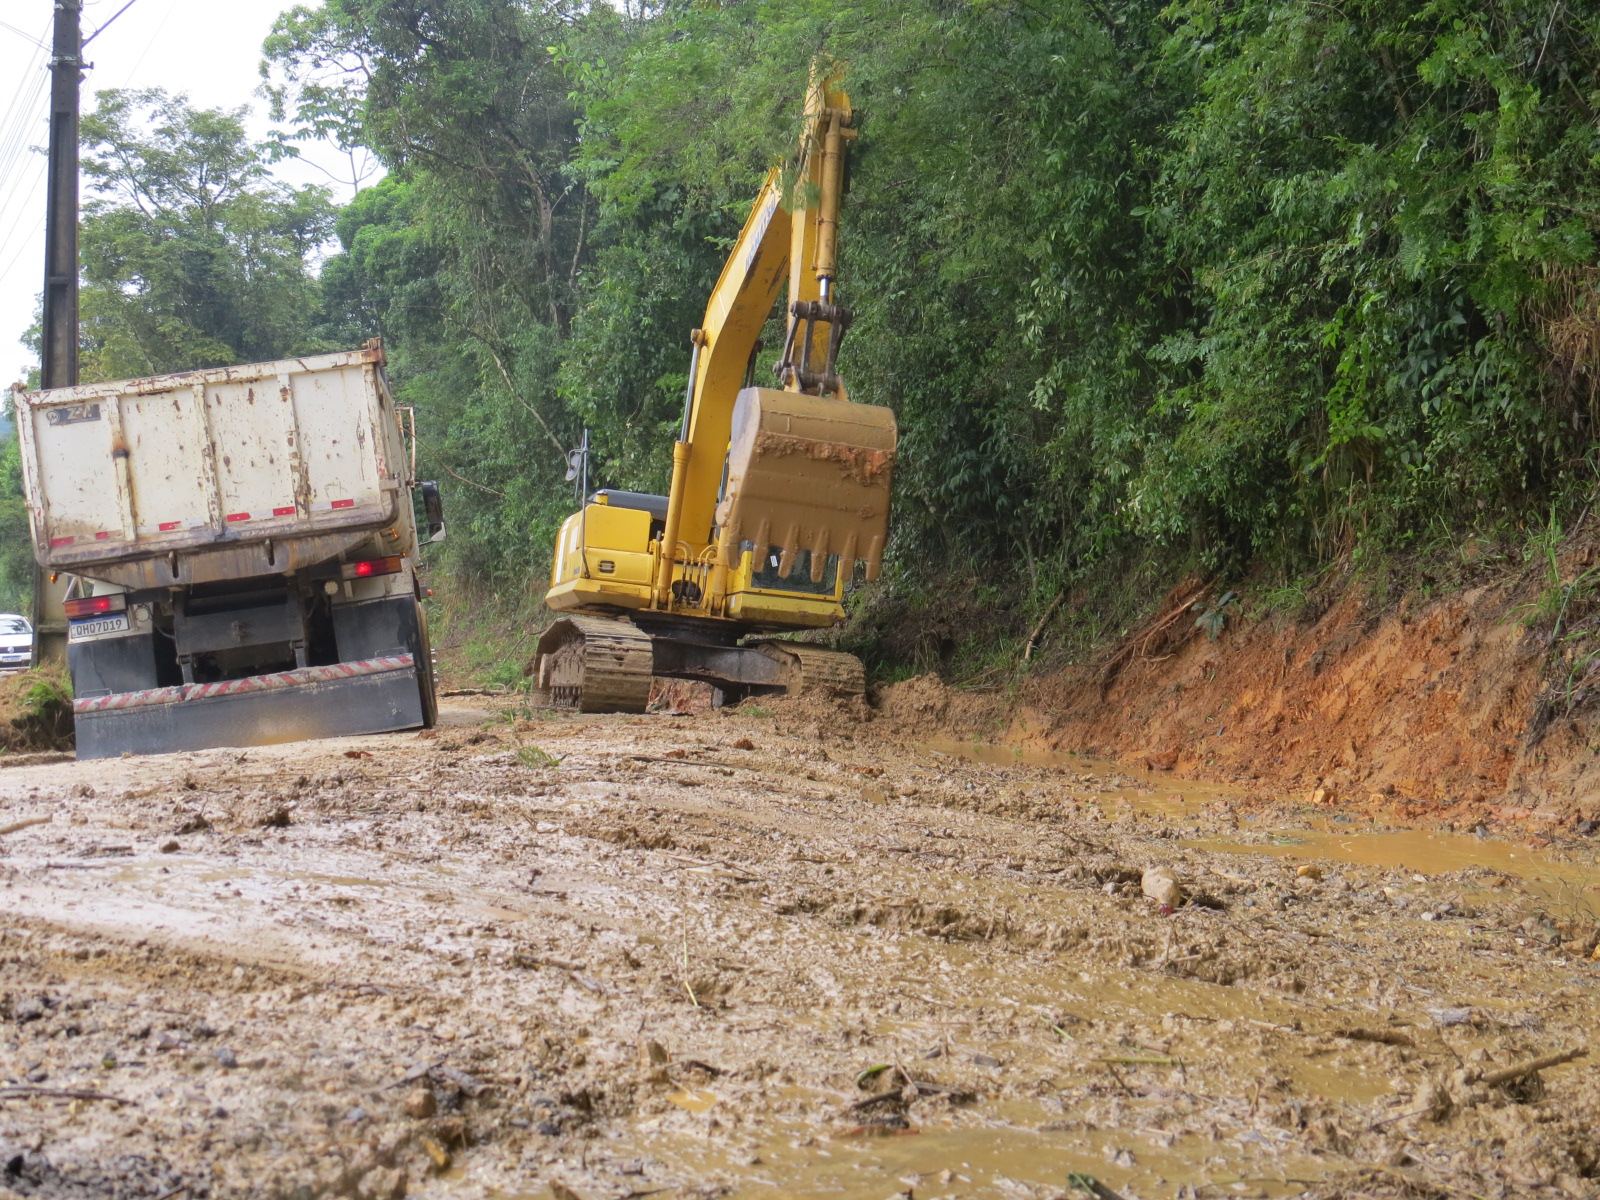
[654,74,895,609]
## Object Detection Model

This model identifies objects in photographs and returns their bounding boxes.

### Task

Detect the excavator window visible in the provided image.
[749,547,839,597]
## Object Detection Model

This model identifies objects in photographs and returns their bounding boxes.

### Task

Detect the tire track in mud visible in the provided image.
[2,699,1600,1199]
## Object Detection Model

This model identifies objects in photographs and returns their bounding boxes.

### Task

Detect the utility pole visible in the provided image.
[33,0,84,668]
[42,0,83,390]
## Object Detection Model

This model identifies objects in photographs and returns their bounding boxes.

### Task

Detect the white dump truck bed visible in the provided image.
[13,345,405,588]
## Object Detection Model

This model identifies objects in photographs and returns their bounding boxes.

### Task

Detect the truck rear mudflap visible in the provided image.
[72,654,424,760]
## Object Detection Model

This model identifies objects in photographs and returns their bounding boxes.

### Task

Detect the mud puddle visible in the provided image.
[918,738,1246,818]
[597,1116,1331,1200]
[928,738,1600,908]
[1192,825,1600,911]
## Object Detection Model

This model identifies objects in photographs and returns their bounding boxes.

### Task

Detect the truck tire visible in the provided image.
[412,599,438,728]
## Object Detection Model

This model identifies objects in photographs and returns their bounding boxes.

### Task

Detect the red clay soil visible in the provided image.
[873,578,1600,831]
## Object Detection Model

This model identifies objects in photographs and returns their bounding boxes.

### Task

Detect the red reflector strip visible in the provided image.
[158,521,181,531]
[49,536,73,548]
[225,512,251,523]
[272,506,296,517]
[341,555,404,581]
[331,498,355,509]
[94,531,112,541]
[64,593,127,618]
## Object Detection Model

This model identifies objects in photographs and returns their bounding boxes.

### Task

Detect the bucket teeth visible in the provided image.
[717,387,896,580]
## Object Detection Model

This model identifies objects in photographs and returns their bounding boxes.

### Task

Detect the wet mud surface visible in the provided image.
[3,697,1600,1199]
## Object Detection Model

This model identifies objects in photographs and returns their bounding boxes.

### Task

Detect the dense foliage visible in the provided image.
[259,0,1600,614]
[76,89,338,378]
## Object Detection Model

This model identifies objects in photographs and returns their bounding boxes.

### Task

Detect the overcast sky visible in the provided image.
[0,0,370,384]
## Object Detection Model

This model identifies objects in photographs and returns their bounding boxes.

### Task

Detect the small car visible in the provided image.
[0,614,34,673]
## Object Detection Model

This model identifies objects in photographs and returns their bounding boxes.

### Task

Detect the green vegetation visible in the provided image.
[13,0,1600,671]
[262,0,1600,652]
[76,89,337,379]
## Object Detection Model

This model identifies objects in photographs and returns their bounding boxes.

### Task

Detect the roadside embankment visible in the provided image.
[874,578,1600,831]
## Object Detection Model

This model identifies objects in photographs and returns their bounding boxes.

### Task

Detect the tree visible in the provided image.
[76,88,337,381]
[266,0,604,585]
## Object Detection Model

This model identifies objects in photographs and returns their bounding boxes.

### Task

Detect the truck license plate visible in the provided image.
[69,614,131,642]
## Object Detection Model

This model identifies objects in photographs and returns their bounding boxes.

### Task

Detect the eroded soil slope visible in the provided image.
[878,580,1600,829]
[1,697,1599,1199]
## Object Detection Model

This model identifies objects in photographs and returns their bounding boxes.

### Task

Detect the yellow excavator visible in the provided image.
[534,73,897,711]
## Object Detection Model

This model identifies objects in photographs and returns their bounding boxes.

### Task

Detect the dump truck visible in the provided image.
[533,72,897,710]
[11,341,443,759]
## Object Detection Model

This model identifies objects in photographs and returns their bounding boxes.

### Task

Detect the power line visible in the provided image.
[82,0,143,49]
[0,159,49,289]
[119,0,178,87]
[0,17,52,233]
[0,19,50,52]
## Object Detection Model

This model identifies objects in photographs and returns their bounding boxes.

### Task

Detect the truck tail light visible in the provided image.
[64,594,128,619]
[341,556,404,581]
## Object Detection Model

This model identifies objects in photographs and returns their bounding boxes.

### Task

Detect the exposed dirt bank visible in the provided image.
[875,579,1600,831]
[4,697,1600,1198]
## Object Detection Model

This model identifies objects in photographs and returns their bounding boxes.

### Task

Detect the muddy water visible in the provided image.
[929,738,1600,906]
[606,1117,1332,1200]
[1198,823,1595,878]
[921,737,1247,817]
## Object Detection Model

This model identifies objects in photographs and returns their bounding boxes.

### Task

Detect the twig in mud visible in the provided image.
[673,1058,724,1078]
[1365,1104,1430,1131]
[849,1090,902,1112]
[1479,1045,1587,1088]
[680,927,699,1008]
[0,1086,135,1106]
[40,862,120,870]
[1095,1056,1184,1066]
[0,816,51,836]
[386,1057,450,1089]
[1335,1028,1415,1047]
[1066,1173,1129,1200]
[1102,1062,1135,1097]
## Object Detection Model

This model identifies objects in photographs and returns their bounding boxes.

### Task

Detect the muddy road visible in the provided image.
[3,696,1600,1200]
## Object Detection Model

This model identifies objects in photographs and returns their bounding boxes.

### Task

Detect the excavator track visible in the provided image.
[757,642,867,697]
[534,616,654,713]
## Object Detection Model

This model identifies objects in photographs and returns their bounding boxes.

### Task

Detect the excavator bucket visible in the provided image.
[715,387,897,582]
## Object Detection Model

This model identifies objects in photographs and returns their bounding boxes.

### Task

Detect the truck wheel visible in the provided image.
[413,600,438,728]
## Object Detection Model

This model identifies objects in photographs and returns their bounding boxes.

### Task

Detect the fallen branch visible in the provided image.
[1335,1028,1414,1047]
[0,816,51,836]
[0,1086,134,1106]
[1480,1046,1587,1088]
[1022,592,1064,663]
[1095,587,1208,687]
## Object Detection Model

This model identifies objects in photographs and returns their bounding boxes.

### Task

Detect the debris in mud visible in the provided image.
[402,1086,435,1118]
[1140,864,1183,908]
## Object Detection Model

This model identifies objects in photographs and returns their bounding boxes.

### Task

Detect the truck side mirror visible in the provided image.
[420,481,446,542]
